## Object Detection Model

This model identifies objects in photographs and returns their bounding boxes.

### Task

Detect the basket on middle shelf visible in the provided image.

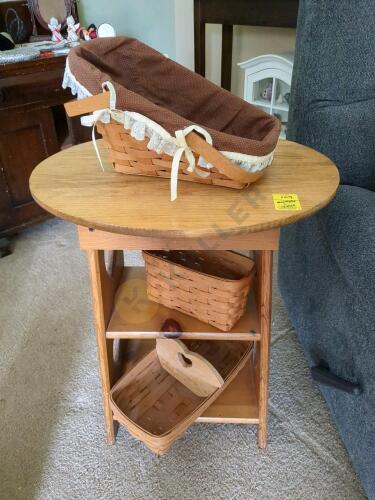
[143,250,255,332]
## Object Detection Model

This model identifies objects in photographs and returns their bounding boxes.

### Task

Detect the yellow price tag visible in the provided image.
[273,193,302,211]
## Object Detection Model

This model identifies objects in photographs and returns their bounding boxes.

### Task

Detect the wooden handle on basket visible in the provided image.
[64,92,110,117]
[186,131,264,184]
[156,337,224,397]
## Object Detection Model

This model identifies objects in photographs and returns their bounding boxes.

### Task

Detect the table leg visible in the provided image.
[254,250,273,448]
[87,249,123,444]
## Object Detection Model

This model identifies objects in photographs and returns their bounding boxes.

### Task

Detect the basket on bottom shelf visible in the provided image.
[110,338,253,455]
[143,250,255,332]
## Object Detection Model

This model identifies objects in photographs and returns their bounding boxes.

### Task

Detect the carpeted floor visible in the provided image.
[0,220,365,499]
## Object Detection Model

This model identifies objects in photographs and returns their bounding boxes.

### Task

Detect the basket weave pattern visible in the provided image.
[110,340,253,454]
[97,121,257,189]
[143,251,255,332]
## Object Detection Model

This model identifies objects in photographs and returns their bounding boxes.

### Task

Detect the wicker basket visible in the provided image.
[96,120,266,190]
[110,339,253,454]
[64,43,280,201]
[143,250,255,332]
[64,37,280,200]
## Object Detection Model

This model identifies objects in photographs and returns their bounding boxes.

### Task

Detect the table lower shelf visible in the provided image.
[114,339,259,426]
[197,360,259,424]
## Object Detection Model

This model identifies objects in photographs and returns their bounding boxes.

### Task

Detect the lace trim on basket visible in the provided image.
[123,112,179,156]
[62,59,92,100]
[199,150,274,173]
[113,112,274,173]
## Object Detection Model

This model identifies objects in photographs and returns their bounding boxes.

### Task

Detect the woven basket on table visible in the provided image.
[110,339,253,455]
[143,250,255,332]
[63,37,280,200]
[96,120,266,190]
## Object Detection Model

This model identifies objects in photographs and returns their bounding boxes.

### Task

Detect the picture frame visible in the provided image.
[27,0,77,35]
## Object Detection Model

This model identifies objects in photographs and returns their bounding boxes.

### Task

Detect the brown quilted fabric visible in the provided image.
[67,37,280,156]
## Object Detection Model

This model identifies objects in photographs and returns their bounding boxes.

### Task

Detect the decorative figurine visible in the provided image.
[79,24,97,41]
[276,91,291,105]
[66,15,80,43]
[261,82,272,101]
[78,26,90,41]
[48,17,63,43]
[87,24,98,39]
[97,23,116,38]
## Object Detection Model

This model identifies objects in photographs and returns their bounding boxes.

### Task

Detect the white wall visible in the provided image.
[174,0,194,70]
[78,0,176,58]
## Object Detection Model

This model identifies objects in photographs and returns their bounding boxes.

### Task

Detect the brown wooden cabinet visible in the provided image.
[0,55,89,239]
[0,105,59,231]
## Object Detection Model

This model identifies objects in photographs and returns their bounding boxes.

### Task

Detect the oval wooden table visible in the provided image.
[30,139,339,450]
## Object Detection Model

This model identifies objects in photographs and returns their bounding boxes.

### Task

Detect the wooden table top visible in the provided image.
[30,139,339,239]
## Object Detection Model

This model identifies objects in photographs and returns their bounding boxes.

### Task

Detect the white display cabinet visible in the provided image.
[238,53,294,139]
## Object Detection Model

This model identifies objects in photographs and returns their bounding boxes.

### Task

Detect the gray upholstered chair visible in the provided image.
[278,1,375,497]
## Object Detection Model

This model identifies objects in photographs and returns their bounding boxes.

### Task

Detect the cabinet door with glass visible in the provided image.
[239,54,294,139]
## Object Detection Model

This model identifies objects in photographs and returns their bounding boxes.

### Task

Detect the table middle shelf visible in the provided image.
[106,266,261,341]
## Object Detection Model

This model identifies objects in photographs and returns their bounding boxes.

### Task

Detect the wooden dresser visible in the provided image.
[0,1,88,251]
[0,55,82,239]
